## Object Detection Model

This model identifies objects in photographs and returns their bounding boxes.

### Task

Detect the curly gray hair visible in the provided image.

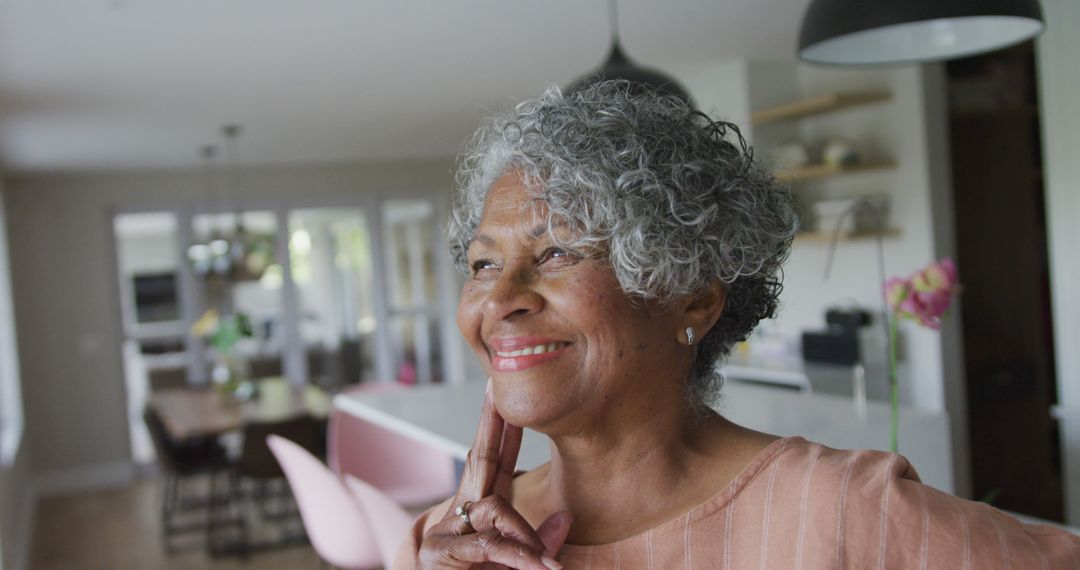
[449,80,799,409]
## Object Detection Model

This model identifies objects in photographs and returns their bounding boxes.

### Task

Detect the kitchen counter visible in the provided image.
[334,378,955,493]
[721,351,891,400]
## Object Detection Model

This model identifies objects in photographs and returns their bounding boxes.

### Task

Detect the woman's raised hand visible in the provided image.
[416,380,572,569]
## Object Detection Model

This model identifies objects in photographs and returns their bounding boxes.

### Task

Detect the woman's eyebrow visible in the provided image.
[469,233,496,248]
[528,220,567,239]
[469,220,567,248]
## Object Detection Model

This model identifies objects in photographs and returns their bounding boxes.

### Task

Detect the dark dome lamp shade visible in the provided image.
[566,39,694,106]
[798,0,1046,65]
[566,0,693,107]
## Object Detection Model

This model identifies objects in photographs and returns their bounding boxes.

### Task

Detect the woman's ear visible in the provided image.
[682,280,727,341]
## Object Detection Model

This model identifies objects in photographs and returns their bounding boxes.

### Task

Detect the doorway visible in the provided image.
[111,195,453,466]
[946,41,1062,520]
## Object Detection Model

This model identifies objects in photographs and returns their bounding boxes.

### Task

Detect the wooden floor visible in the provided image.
[29,475,322,570]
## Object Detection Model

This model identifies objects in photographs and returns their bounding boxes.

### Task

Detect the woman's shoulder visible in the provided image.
[724,435,925,511]
[765,438,1080,567]
[772,436,916,477]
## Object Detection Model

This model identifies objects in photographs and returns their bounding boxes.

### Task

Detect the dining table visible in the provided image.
[148,379,332,441]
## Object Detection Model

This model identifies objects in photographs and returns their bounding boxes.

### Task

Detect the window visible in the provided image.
[0,188,24,466]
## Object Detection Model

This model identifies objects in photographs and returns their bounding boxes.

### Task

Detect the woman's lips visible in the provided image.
[489,339,571,372]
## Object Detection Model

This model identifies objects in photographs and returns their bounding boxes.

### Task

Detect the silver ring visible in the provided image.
[454,501,473,528]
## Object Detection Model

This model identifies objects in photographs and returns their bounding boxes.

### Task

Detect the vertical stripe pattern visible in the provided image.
[758,456,782,570]
[646,528,654,570]
[877,454,901,570]
[395,437,1080,570]
[916,483,930,570]
[993,515,1011,570]
[834,452,861,569]
[683,512,692,570]
[723,494,735,570]
[794,445,823,569]
[961,506,971,570]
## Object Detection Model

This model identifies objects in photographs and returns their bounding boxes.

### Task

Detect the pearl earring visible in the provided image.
[685,326,696,346]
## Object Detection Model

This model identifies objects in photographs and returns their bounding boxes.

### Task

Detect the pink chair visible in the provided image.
[266,434,381,569]
[344,474,416,568]
[328,383,457,507]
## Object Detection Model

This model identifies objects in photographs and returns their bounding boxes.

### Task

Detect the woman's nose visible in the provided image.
[483,267,543,321]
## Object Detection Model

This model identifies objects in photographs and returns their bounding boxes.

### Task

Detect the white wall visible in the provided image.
[4,158,455,492]
[684,61,969,495]
[1037,0,1080,525]
[682,60,754,129]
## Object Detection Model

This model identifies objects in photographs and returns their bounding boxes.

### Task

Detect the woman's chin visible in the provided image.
[491,391,567,432]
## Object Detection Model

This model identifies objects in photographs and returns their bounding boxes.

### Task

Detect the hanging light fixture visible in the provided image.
[220,124,250,280]
[220,124,274,281]
[798,0,1045,65]
[186,125,271,281]
[186,145,227,277]
[566,0,693,106]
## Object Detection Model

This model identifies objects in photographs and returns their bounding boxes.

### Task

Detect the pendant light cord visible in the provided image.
[822,198,892,405]
[608,0,620,43]
[222,125,242,233]
[200,145,218,219]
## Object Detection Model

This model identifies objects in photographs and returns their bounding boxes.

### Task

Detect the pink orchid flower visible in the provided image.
[884,257,959,330]
[884,277,910,309]
[912,258,958,294]
[883,258,959,452]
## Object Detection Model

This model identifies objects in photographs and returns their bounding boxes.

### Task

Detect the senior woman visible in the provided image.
[396,81,1079,569]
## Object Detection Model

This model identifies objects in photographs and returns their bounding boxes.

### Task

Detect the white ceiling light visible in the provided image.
[798,0,1045,65]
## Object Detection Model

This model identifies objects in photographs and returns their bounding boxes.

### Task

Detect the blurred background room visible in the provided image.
[0,1,1078,568]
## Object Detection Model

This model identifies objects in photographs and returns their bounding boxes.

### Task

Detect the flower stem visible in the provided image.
[889,313,899,453]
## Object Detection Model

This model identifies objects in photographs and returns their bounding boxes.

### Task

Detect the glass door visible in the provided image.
[188,211,283,384]
[381,198,443,384]
[114,192,457,449]
[287,207,377,389]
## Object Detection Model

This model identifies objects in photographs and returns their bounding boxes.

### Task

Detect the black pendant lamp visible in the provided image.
[566,0,693,107]
[798,0,1045,65]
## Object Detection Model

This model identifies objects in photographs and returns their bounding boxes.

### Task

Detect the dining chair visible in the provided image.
[211,414,323,557]
[142,406,229,554]
[327,383,457,508]
[147,366,190,392]
[343,474,416,569]
[266,434,383,569]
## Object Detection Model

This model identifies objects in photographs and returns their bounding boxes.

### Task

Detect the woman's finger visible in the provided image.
[492,422,523,498]
[536,511,573,556]
[422,531,561,570]
[467,495,548,552]
[427,495,547,554]
[457,379,505,502]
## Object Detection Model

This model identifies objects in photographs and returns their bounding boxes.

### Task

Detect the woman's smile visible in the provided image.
[489,337,573,372]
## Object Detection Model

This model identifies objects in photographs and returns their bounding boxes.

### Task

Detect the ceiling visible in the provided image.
[0,0,810,173]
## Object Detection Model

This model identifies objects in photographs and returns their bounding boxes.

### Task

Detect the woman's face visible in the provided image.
[457,170,689,432]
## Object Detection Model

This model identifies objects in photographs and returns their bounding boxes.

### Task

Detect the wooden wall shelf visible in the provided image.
[752,91,892,125]
[774,160,896,184]
[795,228,901,244]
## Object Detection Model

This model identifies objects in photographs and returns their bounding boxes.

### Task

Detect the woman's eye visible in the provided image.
[538,247,579,266]
[470,259,497,277]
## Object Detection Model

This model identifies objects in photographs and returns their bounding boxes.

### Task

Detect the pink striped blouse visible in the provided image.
[395,437,1080,569]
